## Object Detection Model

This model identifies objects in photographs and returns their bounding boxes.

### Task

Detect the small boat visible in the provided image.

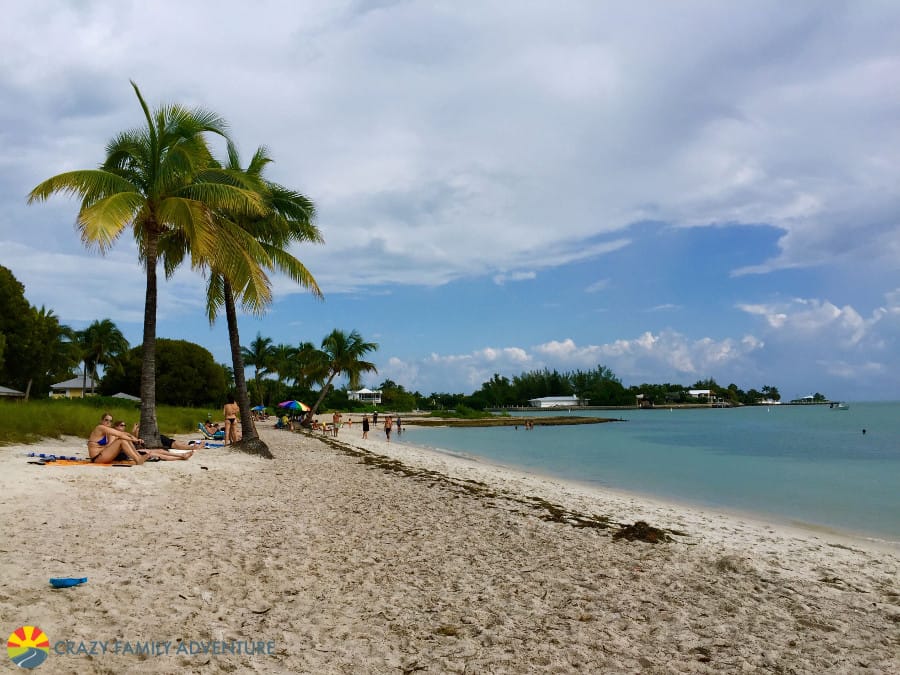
[829,402,849,410]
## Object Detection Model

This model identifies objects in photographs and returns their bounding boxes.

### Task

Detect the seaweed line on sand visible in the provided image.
[317,434,686,544]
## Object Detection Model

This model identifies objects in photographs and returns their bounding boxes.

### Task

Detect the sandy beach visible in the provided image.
[1,425,898,673]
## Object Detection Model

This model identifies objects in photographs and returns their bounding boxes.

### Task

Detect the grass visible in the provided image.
[0,398,211,446]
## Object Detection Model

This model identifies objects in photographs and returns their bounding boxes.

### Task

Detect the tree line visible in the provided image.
[0,265,380,414]
[439,370,782,409]
[2,261,785,417]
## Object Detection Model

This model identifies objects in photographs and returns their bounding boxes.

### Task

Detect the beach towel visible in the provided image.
[39,459,135,467]
[28,453,135,466]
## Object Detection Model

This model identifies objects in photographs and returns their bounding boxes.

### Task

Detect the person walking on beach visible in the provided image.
[332,411,342,437]
[373,411,378,426]
[384,415,393,442]
[223,394,239,446]
[396,416,402,436]
[362,414,370,439]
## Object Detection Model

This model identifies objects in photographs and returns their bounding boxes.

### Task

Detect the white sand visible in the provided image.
[1,426,897,673]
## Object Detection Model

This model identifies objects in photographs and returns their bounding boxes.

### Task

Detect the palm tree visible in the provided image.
[200,144,322,456]
[271,343,298,388]
[308,329,379,417]
[28,82,263,446]
[25,307,79,401]
[241,334,275,406]
[291,341,329,390]
[79,319,129,394]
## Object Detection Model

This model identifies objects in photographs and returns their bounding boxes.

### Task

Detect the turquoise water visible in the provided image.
[399,403,900,541]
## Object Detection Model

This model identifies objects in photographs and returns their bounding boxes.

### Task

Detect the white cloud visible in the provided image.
[386,331,764,393]
[3,2,900,400]
[493,271,536,285]
[584,278,610,293]
[737,297,884,348]
[7,2,896,290]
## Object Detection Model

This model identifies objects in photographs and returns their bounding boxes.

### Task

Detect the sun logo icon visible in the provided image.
[7,626,50,669]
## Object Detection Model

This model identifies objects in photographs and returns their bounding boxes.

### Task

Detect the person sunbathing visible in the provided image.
[129,423,198,459]
[88,414,146,464]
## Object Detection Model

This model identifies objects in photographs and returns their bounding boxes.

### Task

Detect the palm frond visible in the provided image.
[259,244,323,299]
[157,197,217,269]
[27,170,137,205]
[130,81,158,157]
[76,192,145,251]
[183,182,266,217]
[204,270,226,324]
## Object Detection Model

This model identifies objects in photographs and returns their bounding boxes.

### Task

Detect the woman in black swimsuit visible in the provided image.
[223,394,239,446]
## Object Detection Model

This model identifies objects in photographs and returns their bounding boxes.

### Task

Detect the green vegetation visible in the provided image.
[426,406,506,420]
[0,398,206,447]
[100,339,227,407]
[0,266,78,398]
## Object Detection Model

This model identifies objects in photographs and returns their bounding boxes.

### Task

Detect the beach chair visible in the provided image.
[197,423,225,440]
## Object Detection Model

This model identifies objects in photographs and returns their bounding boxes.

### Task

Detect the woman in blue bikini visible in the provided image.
[87,413,146,464]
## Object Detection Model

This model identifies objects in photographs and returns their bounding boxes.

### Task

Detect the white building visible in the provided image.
[348,388,382,404]
[527,395,586,408]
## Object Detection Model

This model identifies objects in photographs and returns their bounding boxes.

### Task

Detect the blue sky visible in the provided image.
[1,1,898,399]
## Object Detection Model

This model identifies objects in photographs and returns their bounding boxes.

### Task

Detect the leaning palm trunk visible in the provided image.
[309,371,337,418]
[224,281,273,459]
[138,231,162,447]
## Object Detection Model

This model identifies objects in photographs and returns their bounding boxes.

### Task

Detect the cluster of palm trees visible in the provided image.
[73,319,130,395]
[242,329,379,416]
[28,82,323,457]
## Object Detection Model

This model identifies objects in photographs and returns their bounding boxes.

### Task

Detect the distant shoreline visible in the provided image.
[405,415,620,427]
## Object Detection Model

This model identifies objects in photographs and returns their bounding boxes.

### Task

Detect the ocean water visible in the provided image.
[399,402,900,541]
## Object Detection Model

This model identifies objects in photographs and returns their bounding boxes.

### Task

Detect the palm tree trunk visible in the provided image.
[224,281,272,458]
[309,370,337,417]
[138,231,161,446]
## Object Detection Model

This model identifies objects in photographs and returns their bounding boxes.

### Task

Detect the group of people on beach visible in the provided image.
[360,413,400,442]
[87,413,201,464]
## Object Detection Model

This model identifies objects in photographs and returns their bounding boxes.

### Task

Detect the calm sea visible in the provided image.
[399,402,900,541]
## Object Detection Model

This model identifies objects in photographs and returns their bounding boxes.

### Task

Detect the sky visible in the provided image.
[1,1,899,400]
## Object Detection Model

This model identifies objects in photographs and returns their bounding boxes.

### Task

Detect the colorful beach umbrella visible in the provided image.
[251,405,267,411]
[278,400,310,411]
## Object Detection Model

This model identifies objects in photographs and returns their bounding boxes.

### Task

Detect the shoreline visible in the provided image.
[315,426,900,555]
[1,428,898,672]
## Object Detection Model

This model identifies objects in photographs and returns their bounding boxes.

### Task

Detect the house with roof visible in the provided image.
[527,395,587,408]
[348,388,382,405]
[112,392,140,402]
[50,375,99,399]
[0,385,25,398]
